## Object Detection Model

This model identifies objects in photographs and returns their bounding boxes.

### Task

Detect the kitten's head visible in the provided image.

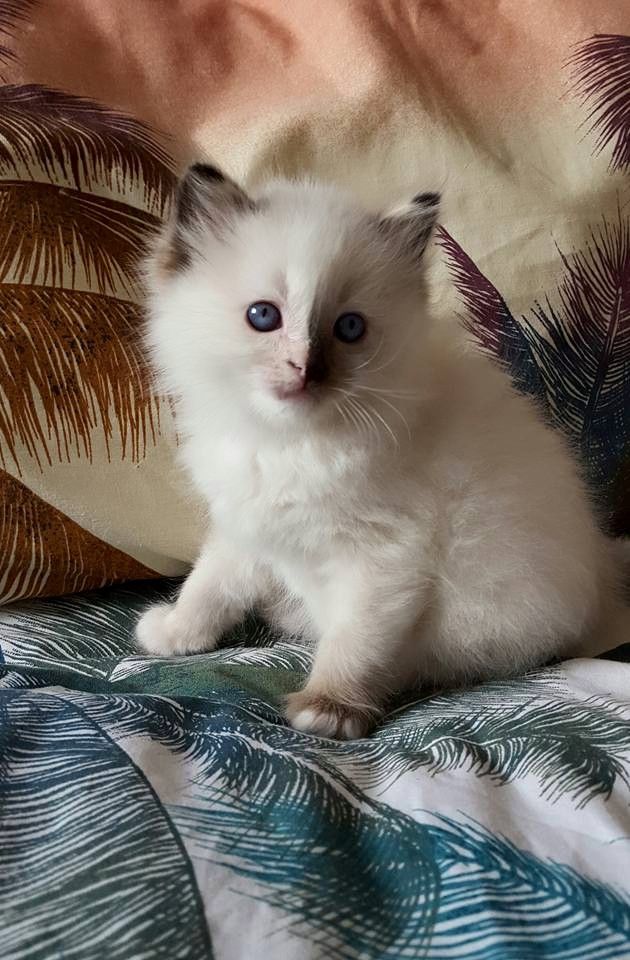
[147,164,439,440]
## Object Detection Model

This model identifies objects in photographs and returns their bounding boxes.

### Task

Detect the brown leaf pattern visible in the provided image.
[0,286,159,471]
[0,85,175,211]
[0,2,35,81]
[0,85,173,478]
[0,470,157,604]
[0,36,173,599]
[0,180,161,292]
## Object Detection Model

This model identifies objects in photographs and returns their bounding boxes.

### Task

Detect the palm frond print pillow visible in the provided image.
[0,2,182,603]
[0,80,174,601]
[0,4,629,603]
[437,38,630,536]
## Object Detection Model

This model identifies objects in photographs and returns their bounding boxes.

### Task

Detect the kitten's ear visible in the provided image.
[162,163,255,273]
[174,163,254,229]
[379,191,440,261]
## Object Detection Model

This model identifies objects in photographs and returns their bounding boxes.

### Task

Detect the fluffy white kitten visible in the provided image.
[136,163,628,739]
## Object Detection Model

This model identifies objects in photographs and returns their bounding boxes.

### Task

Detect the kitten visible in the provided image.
[136,163,629,739]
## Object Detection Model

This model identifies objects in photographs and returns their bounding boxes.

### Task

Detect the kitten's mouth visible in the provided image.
[273,385,317,404]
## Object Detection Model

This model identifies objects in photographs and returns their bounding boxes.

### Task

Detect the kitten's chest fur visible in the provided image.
[185,430,400,557]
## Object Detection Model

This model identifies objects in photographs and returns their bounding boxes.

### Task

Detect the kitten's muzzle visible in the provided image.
[277,351,328,400]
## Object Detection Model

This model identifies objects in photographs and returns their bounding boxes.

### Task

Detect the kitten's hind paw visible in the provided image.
[286,689,377,740]
[135,603,217,657]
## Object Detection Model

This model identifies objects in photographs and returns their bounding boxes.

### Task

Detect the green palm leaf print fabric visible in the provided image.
[2,581,630,959]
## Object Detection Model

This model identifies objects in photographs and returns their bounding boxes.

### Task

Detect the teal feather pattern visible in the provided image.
[0,690,213,960]
[342,684,630,807]
[178,795,630,958]
[0,580,312,685]
[3,586,628,809]
[3,583,630,958]
[427,817,630,959]
[32,691,441,958]
[67,689,630,959]
[0,582,177,676]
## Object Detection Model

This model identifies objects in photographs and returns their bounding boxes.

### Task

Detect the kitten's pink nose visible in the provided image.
[288,358,306,376]
[278,348,327,399]
[285,359,307,393]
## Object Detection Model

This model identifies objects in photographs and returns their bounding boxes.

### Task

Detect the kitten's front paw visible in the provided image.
[286,689,377,740]
[135,603,217,657]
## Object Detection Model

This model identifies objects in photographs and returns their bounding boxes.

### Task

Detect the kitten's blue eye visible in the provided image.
[246,301,282,332]
[334,312,366,344]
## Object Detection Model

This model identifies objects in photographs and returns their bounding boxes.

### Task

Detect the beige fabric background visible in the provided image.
[1,0,629,601]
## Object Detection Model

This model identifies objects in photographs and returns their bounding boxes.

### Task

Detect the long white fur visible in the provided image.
[136,171,628,739]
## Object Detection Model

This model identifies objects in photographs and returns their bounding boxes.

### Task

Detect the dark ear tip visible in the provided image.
[188,162,225,183]
[412,191,440,207]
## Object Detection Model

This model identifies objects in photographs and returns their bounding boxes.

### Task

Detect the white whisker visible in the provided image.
[354,333,385,373]
[361,398,399,450]
[364,392,412,441]
[364,339,408,377]
[347,396,378,445]
[333,398,352,433]
[345,398,369,441]
[333,385,401,450]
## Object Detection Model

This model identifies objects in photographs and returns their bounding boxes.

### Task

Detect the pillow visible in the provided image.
[0,82,198,603]
[1,1,629,604]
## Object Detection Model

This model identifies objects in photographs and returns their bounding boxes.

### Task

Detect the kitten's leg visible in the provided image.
[136,535,263,656]
[286,559,426,739]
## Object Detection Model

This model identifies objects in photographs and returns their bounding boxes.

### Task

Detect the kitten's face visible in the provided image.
[148,166,439,438]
